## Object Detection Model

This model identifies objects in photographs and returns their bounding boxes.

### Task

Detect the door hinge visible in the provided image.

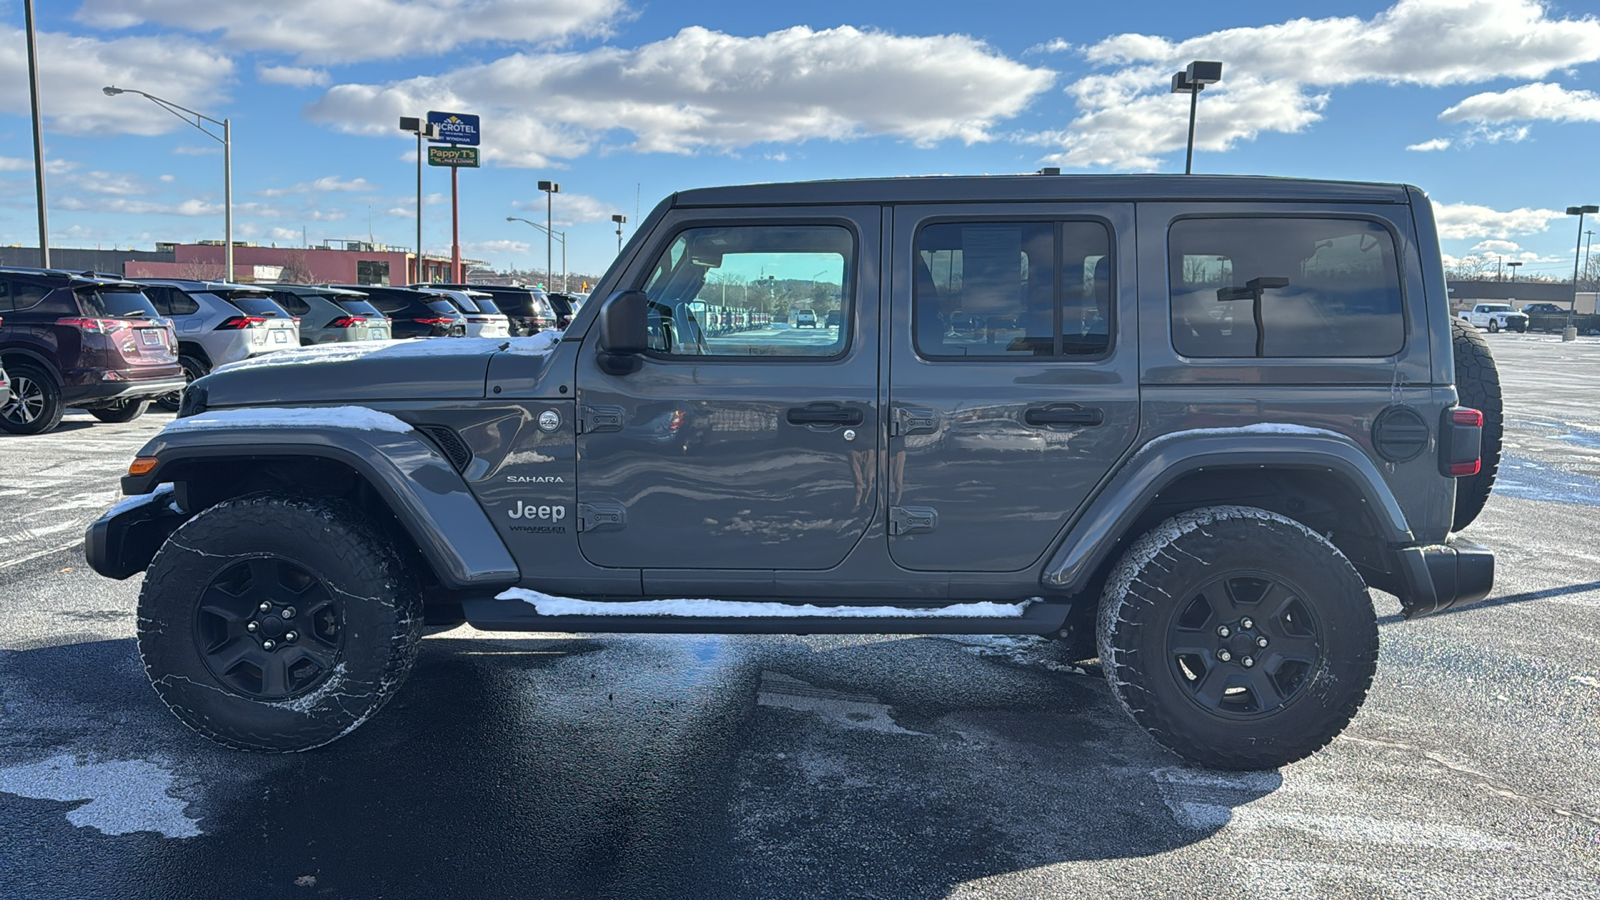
[888,506,939,536]
[578,405,624,434]
[890,406,939,437]
[577,502,627,533]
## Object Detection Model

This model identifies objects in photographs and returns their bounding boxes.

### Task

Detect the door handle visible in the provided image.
[787,404,864,426]
[1024,405,1104,428]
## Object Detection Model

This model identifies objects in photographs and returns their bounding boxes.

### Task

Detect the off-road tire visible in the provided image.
[1097,506,1378,770]
[138,493,423,751]
[156,355,207,413]
[1451,317,1502,530]
[90,399,149,423]
[0,363,65,435]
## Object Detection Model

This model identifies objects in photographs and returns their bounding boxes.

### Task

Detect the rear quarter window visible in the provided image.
[1169,217,1405,358]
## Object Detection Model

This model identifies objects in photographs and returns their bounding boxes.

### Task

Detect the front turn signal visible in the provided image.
[128,457,159,476]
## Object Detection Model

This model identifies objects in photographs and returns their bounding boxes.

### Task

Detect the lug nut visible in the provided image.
[246,622,258,633]
[282,607,295,619]
[1241,617,1254,630]
[258,602,271,612]
[262,640,276,651]
[284,631,297,642]
[1242,656,1255,668]
[1256,636,1269,648]
[1217,650,1233,662]
[1217,625,1231,638]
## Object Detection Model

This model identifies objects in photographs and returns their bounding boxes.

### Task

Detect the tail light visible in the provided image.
[330,316,369,328]
[215,316,267,330]
[1441,406,1484,478]
[413,317,454,325]
[57,317,131,333]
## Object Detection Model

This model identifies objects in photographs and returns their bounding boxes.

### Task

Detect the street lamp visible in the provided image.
[1568,205,1598,323]
[612,214,627,253]
[398,117,436,281]
[1507,261,1522,282]
[1170,60,1223,175]
[506,216,566,292]
[104,85,232,279]
[537,181,560,290]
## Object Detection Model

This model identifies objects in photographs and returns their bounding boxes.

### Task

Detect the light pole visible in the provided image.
[24,0,48,267]
[105,86,232,279]
[537,181,560,289]
[1170,61,1223,175]
[612,214,627,253]
[1496,255,1503,282]
[1568,206,1598,326]
[1507,261,1522,282]
[506,216,566,292]
[398,117,435,282]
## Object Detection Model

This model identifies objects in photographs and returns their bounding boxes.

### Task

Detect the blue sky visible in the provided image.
[2,0,1598,282]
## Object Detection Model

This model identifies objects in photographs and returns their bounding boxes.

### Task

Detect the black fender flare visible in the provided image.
[118,423,519,591]
[1040,427,1415,596]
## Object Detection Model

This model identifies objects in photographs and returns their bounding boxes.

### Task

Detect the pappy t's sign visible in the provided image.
[427,111,480,146]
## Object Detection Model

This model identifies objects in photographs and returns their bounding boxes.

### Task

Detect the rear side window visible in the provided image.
[1169,218,1405,358]
[4,280,52,311]
[914,221,1111,359]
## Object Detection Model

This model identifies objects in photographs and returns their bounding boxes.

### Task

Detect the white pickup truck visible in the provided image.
[1459,302,1528,333]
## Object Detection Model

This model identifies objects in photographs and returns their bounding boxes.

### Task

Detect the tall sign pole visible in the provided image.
[451,166,462,282]
[24,0,49,267]
[426,111,480,283]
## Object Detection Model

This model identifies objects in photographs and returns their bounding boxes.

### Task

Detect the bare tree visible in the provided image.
[178,261,227,281]
[279,249,315,284]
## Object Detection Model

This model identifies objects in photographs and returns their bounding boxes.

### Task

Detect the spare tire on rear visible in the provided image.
[1451,317,1501,530]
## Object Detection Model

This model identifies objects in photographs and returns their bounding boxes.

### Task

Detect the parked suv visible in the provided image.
[134,279,300,412]
[0,267,182,433]
[437,289,510,339]
[328,285,466,339]
[263,284,392,346]
[419,284,556,336]
[90,175,1497,770]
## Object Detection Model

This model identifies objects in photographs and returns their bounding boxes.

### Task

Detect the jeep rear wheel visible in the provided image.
[1098,506,1378,770]
[1451,318,1502,530]
[138,494,422,751]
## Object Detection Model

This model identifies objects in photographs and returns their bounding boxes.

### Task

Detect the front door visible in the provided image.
[887,203,1140,572]
[575,208,881,571]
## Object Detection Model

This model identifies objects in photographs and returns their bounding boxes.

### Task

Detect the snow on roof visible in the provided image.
[498,589,1037,619]
[161,405,412,434]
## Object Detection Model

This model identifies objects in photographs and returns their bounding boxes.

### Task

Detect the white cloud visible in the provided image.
[1025,39,1075,55]
[306,25,1056,166]
[1432,201,1565,240]
[1470,239,1523,253]
[257,65,329,88]
[465,239,531,254]
[1440,82,1600,124]
[258,176,377,197]
[510,191,616,226]
[1407,138,1451,151]
[0,26,232,136]
[159,174,175,182]
[58,196,222,216]
[173,145,220,155]
[76,0,629,64]
[1039,0,1600,170]
[268,227,302,241]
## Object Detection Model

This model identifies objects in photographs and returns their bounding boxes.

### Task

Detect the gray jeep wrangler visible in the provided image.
[87,175,1499,769]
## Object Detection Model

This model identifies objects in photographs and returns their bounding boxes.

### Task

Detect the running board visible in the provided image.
[461,593,1072,636]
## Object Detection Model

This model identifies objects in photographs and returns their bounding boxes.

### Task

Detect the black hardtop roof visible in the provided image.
[0,265,148,291]
[672,174,1416,208]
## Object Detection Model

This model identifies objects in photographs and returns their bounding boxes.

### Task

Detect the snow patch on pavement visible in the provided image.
[0,755,201,838]
[499,589,1038,618]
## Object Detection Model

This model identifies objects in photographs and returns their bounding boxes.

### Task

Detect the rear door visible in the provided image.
[886,203,1139,572]
[574,206,881,571]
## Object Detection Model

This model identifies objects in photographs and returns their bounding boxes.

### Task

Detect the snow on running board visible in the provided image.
[160,406,412,434]
[497,589,1039,618]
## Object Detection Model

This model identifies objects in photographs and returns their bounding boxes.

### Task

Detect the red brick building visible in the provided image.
[124,241,461,284]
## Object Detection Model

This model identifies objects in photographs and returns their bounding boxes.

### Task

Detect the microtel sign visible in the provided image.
[427,111,480,146]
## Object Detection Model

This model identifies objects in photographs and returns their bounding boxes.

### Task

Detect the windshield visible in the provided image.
[425,300,460,316]
[1481,304,1512,311]
[225,296,292,318]
[441,294,479,313]
[467,294,501,314]
[78,289,158,318]
[333,298,384,316]
[543,291,572,317]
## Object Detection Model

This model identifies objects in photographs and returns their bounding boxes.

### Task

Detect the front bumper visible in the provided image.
[1394,537,1496,618]
[84,485,189,579]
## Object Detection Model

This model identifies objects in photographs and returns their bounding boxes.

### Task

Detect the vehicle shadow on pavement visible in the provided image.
[0,635,1281,899]
[1375,579,1600,625]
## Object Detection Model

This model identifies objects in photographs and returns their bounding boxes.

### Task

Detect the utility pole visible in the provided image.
[24,0,50,267]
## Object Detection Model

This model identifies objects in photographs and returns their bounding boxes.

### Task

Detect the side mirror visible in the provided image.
[596,289,648,375]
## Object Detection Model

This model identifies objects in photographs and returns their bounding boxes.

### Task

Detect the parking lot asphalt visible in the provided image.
[2,338,1598,899]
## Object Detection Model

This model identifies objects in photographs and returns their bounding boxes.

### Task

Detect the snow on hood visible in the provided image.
[498,589,1038,619]
[161,406,412,434]
[213,331,562,374]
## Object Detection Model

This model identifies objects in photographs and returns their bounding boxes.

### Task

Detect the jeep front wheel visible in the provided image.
[1097,506,1378,770]
[138,494,422,751]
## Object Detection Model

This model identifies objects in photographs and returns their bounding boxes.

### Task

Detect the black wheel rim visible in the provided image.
[1165,572,1323,718]
[194,556,345,700]
[2,375,45,425]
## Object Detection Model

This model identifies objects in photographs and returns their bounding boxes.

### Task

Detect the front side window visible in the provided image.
[914,221,1111,358]
[1169,218,1405,358]
[640,224,852,358]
